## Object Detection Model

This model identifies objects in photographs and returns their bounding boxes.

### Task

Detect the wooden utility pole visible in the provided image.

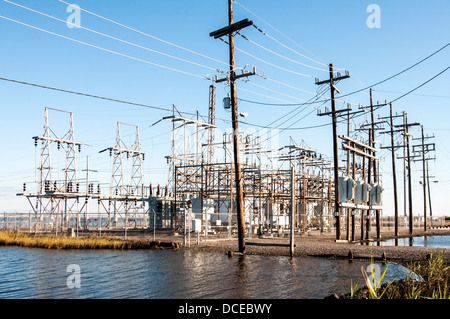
[315,64,350,240]
[290,167,295,257]
[395,114,419,234]
[210,0,254,253]
[389,104,399,237]
[421,125,427,231]
[379,103,403,237]
[412,127,436,231]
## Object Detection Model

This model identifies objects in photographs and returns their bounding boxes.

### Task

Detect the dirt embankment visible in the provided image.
[178,229,450,264]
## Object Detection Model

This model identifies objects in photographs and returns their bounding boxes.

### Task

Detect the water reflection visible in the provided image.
[371,235,450,248]
[0,246,414,299]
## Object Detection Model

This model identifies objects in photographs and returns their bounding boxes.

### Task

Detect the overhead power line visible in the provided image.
[0,76,218,120]
[4,0,221,74]
[340,42,450,99]
[233,0,332,69]
[0,15,207,79]
[237,32,328,73]
[389,65,450,103]
[57,0,231,69]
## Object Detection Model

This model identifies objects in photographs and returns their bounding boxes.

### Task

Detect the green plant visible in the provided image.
[361,257,395,299]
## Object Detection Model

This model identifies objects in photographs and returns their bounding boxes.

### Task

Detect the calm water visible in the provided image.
[0,246,413,299]
[372,235,450,248]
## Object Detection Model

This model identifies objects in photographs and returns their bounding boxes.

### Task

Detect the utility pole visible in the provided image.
[290,166,295,257]
[420,125,427,231]
[210,0,254,253]
[379,103,403,237]
[395,114,420,234]
[316,65,350,240]
[412,127,436,231]
[357,93,386,239]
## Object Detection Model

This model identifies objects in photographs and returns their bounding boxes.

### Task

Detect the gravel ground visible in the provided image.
[170,228,450,264]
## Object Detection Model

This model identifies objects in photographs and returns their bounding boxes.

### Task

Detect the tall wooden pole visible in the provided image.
[421,125,428,231]
[389,104,399,237]
[290,167,295,257]
[405,114,414,235]
[228,0,246,253]
[328,64,341,240]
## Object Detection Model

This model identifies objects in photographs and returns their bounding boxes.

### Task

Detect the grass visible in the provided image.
[0,231,173,250]
[347,253,450,299]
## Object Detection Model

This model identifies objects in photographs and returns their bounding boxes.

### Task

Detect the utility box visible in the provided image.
[339,177,355,203]
[192,219,201,233]
[355,181,370,205]
[370,184,383,205]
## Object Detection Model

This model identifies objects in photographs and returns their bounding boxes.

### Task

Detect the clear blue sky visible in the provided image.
[0,0,449,217]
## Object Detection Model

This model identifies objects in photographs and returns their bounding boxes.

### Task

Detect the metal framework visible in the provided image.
[18,107,88,233]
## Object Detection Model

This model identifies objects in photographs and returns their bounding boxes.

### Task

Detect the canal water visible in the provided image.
[0,246,416,299]
[371,235,450,248]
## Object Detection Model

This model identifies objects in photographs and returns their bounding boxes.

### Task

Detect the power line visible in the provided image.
[234,44,314,77]
[57,0,231,69]
[0,15,207,80]
[340,42,450,99]
[390,65,450,103]
[0,76,213,119]
[237,32,328,73]
[233,0,331,69]
[5,0,222,74]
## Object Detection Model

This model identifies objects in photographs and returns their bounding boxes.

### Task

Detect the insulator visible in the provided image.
[76,183,80,193]
[149,184,153,196]
[142,154,145,161]
[115,188,118,196]
[78,144,81,153]
[57,141,61,150]
[109,149,112,157]
[34,139,38,147]
[97,184,100,194]
[23,183,26,192]
[157,184,160,196]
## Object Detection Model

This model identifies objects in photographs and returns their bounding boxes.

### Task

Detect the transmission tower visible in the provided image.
[19,107,85,233]
[99,122,146,230]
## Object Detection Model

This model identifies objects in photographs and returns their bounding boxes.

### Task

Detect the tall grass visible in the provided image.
[348,253,450,299]
[0,231,167,250]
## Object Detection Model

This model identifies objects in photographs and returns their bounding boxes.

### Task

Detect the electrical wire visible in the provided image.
[4,0,221,73]
[339,42,450,99]
[237,32,328,73]
[234,45,314,78]
[389,65,450,103]
[233,0,331,69]
[0,15,207,80]
[57,0,231,69]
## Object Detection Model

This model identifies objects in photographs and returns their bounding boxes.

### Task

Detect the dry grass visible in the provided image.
[347,253,450,299]
[0,231,169,250]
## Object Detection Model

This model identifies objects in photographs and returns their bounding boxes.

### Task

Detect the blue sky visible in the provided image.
[0,0,449,217]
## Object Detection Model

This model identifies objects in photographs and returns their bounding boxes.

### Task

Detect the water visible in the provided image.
[372,235,450,248]
[0,246,413,299]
